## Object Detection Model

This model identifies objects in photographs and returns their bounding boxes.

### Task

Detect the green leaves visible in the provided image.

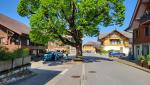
[17,0,29,17]
[17,0,40,17]
[146,54,150,61]
[17,0,125,46]
[0,47,29,61]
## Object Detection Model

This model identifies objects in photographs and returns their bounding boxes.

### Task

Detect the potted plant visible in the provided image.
[137,55,145,67]
[143,54,150,69]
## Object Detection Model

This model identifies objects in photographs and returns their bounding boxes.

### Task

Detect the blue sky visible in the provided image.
[0,0,137,44]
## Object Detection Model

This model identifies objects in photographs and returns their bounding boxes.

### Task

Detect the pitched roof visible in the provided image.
[99,30,132,40]
[125,0,150,31]
[83,41,100,49]
[99,32,110,40]
[0,13,30,35]
[125,0,141,31]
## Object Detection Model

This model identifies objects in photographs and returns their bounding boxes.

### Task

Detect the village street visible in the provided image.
[1,0,150,85]
[9,60,73,85]
[9,53,150,85]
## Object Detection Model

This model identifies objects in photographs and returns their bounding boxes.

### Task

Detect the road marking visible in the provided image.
[60,69,69,75]
[80,63,86,85]
[45,69,69,85]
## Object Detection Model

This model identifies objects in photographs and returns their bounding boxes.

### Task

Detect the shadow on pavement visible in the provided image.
[9,69,61,85]
[31,56,43,62]
[47,61,63,66]
[42,56,74,66]
[83,56,113,63]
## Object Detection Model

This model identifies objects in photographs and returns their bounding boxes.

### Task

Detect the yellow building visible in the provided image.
[83,42,100,53]
[98,30,132,55]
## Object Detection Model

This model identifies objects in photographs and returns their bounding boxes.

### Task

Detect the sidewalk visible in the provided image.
[112,58,150,73]
[46,64,82,85]
[9,61,74,85]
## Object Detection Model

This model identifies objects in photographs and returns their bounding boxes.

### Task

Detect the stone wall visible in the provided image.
[0,56,31,72]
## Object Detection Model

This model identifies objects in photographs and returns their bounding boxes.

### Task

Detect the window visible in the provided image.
[27,40,30,46]
[134,29,139,38]
[136,46,140,56]
[141,6,150,20]
[110,39,121,45]
[142,45,149,56]
[145,26,150,36]
[0,38,5,45]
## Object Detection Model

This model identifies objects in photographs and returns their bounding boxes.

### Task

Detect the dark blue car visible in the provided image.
[43,51,63,61]
[109,52,125,57]
[43,51,54,61]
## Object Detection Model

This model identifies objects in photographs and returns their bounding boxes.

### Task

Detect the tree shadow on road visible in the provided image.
[83,56,113,63]
[47,61,63,66]
[9,69,61,85]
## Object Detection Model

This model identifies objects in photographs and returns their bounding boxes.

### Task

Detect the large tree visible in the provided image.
[17,0,125,57]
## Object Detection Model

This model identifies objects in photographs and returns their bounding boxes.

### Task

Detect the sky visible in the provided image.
[0,0,137,44]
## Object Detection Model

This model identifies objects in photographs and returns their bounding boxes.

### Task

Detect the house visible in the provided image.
[98,30,132,55]
[0,14,46,55]
[47,41,69,51]
[83,42,100,53]
[47,38,76,55]
[125,0,150,58]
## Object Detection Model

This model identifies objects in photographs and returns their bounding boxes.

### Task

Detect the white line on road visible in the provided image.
[60,69,69,75]
[80,63,86,85]
[46,69,69,85]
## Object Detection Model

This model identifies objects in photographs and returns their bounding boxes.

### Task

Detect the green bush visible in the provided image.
[13,48,29,58]
[22,48,29,57]
[13,48,23,58]
[99,46,107,54]
[0,46,10,61]
[0,47,30,61]
[0,51,9,61]
[100,50,108,54]
[146,54,150,61]
[138,55,145,61]
[108,49,121,52]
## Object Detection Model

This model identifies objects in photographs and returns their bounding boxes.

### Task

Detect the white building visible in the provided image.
[98,30,132,55]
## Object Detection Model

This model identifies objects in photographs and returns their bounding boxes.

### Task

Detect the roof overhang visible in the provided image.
[100,30,131,40]
[125,0,150,31]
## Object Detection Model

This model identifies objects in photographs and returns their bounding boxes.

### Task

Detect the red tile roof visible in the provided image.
[0,13,30,35]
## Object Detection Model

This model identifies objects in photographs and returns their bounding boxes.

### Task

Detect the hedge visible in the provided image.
[0,46,29,61]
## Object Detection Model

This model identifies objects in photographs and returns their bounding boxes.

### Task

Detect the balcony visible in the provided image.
[139,6,150,25]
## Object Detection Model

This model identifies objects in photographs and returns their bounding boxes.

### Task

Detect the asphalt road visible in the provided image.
[55,55,150,85]
[9,54,150,85]
[85,61,150,85]
[9,61,72,85]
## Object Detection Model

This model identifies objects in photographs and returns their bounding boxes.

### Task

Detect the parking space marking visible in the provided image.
[60,69,69,75]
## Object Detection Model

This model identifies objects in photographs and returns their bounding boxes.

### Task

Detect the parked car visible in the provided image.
[109,52,125,57]
[43,51,54,61]
[43,51,64,61]
[53,52,63,60]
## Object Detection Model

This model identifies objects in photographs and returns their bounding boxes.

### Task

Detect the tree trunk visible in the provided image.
[75,42,82,58]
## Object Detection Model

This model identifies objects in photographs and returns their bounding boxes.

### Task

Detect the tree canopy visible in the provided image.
[17,0,125,56]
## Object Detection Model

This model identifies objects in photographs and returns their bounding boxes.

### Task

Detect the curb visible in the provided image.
[113,58,150,73]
